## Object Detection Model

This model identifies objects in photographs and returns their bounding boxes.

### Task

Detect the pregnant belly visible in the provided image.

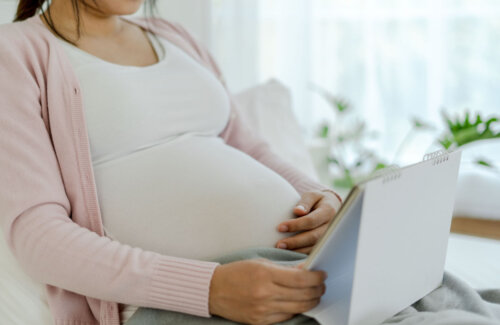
[93,134,301,260]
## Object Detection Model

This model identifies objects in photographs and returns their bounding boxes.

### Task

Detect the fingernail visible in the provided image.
[296,205,306,211]
[278,225,288,232]
[278,243,287,249]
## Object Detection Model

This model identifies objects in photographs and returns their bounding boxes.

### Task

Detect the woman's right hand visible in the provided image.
[208,259,327,325]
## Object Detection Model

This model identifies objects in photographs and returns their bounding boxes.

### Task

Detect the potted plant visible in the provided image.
[309,83,500,197]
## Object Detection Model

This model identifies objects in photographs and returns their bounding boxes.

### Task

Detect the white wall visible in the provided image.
[0,0,17,24]
[154,0,211,47]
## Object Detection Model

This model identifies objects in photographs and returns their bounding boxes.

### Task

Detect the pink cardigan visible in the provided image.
[0,15,337,325]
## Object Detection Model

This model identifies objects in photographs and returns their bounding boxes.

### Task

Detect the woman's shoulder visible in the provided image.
[0,16,53,63]
[0,20,29,48]
[0,16,58,106]
[0,16,47,41]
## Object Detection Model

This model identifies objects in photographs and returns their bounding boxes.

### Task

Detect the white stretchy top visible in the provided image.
[58,30,301,323]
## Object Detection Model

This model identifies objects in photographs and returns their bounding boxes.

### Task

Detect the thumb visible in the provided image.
[294,191,323,215]
[295,262,306,269]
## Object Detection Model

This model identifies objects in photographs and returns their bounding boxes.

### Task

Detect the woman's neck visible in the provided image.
[44,0,127,41]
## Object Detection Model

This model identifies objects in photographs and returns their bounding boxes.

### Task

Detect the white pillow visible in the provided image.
[0,230,53,325]
[453,139,500,220]
[233,79,320,181]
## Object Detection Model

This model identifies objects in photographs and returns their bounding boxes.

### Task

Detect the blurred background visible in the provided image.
[0,2,499,311]
[1,0,499,210]
[160,0,500,193]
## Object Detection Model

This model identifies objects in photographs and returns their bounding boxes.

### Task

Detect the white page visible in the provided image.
[347,151,462,325]
[303,191,364,324]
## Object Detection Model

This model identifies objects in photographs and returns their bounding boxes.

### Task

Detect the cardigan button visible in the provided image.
[83,173,93,184]
[74,87,79,95]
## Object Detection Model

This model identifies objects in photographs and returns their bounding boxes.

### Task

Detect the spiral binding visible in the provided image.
[368,164,402,184]
[423,149,450,166]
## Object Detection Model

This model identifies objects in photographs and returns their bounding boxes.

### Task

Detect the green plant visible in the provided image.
[392,117,435,162]
[310,83,388,189]
[310,84,500,189]
[438,111,500,149]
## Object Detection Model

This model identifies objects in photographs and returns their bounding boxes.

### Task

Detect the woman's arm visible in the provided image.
[0,31,218,318]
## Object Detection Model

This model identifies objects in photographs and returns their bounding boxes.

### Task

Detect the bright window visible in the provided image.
[210,0,500,163]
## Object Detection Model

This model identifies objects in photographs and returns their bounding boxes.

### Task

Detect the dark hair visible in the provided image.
[14,0,158,44]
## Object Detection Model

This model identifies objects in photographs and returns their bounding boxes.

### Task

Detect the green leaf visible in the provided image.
[373,163,387,172]
[327,156,340,166]
[355,160,364,168]
[412,117,434,130]
[332,168,356,189]
[333,176,355,189]
[438,111,500,148]
[334,98,351,113]
[464,111,470,127]
[439,138,453,149]
[352,121,366,139]
[309,83,352,114]
[443,112,456,133]
[319,125,329,138]
[475,159,495,169]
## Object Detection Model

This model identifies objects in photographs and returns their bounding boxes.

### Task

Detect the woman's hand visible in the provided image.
[276,190,342,254]
[209,259,327,325]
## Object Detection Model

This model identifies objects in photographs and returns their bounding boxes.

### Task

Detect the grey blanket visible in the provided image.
[124,248,500,325]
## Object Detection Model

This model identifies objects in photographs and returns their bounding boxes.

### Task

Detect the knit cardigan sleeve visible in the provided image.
[165,21,342,199]
[0,25,218,319]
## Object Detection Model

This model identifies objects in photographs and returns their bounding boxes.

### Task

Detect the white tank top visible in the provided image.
[58,30,301,322]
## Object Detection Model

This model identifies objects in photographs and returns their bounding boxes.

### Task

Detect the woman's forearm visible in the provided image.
[7,201,219,317]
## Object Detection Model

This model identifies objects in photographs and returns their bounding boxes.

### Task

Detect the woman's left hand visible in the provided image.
[275,190,342,254]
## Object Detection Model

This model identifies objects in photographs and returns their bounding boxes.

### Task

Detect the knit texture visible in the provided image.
[0,15,339,325]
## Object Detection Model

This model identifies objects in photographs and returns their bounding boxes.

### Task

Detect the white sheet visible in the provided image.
[445,233,500,289]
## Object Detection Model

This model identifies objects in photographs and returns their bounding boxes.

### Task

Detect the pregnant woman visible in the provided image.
[0,0,342,324]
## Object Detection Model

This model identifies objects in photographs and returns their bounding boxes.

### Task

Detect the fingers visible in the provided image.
[275,284,326,301]
[272,298,322,314]
[319,189,343,210]
[276,224,327,250]
[270,266,327,288]
[293,191,323,216]
[279,207,332,233]
[293,246,315,254]
[263,313,295,325]
[295,262,305,269]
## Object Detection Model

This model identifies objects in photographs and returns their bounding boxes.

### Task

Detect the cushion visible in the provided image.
[0,230,53,324]
[232,79,320,181]
[453,139,500,220]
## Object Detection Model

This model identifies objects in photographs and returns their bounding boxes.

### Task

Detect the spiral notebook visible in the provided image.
[302,149,462,325]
